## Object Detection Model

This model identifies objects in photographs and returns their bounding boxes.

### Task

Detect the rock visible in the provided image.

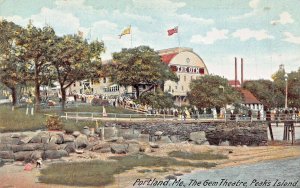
[14,151,32,161]
[64,142,76,153]
[82,126,91,136]
[128,143,140,153]
[74,135,88,148]
[31,151,44,160]
[44,143,60,150]
[111,144,128,154]
[0,144,12,151]
[189,131,206,141]
[19,137,32,144]
[174,172,184,176]
[44,150,68,159]
[228,150,233,154]
[118,128,138,140]
[75,149,84,154]
[170,135,179,143]
[21,143,44,151]
[104,127,118,139]
[149,142,159,148]
[11,133,21,138]
[154,131,163,136]
[219,141,230,146]
[106,137,118,142]
[91,143,110,151]
[157,136,172,144]
[63,134,75,142]
[11,145,23,152]
[49,134,63,144]
[99,148,111,153]
[72,131,81,137]
[0,137,20,145]
[137,134,150,142]
[0,151,14,159]
[30,135,42,143]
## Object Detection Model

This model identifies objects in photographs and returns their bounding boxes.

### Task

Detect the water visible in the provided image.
[144,157,300,188]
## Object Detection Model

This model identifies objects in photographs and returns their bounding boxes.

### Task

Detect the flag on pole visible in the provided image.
[119,26,131,38]
[167,26,178,36]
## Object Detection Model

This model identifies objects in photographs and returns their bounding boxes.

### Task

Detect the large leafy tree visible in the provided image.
[286,68,300,108]
[50,35,104,110]
[243,80,275,108]
[187,75,241,109]
[18,23,56,111]
[0,20,26,106]
[112,46,178,98]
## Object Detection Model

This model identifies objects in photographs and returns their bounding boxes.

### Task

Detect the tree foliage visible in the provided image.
[187,75,241,109]
[0,20,26,106]
[50,35,104,109]
[139,89,174,109]
[111,46,178,98]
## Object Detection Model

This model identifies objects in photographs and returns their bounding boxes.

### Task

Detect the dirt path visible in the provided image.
[0,144,299,188]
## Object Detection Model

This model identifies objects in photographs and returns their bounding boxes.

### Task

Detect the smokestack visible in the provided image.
[241,58,244,86]
[235,57,237,87]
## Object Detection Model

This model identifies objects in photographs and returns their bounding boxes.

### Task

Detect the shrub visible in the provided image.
[46,115,63,130]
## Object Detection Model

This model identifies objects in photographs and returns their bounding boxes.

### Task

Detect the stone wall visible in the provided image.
[105,121,268,146]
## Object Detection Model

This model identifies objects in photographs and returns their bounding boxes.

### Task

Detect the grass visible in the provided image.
[0,104,137,133]
[39,153,217,186]
[168,151,228,160]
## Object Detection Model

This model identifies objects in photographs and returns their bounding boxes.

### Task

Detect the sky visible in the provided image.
[0,0,299,81]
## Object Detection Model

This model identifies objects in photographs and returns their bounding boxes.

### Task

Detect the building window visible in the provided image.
[79,82,82,86]
[178,75,180,81]
[175,86,177,90]
[73,83,76,87]
[168,86,171,92]
[184,76,186,81]
[182,86,184,91]
[103,77,106,83]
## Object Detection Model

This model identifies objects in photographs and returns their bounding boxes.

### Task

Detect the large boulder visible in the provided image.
[128,143,140,153]
[91,143,110,151]
[31,151,44,160]
[14,151,32,161]
[19,136,33,144]
[63,143,76,153]
[21,143,44,151]
[0,151,14,159]
[111,144,128,154]
[0,144,12,151]
[72,131,81,137]
[0,137,20,145]
[11,145,23,152]
[81,126,91,136]
[44,143,60,151]
[49,134,63,144]
[189,131,206,141]
[137,134,150,143]
[62,134,75,142]
[118,128,139,140]
[104,127,118,139]
[74,135,89,148]
[44,150,68,159]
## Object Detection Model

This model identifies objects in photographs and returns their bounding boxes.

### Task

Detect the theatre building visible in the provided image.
[69,47,209,105]
[159,47,209,105]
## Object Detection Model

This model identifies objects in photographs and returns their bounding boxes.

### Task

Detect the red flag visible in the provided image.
[167,26,178,36]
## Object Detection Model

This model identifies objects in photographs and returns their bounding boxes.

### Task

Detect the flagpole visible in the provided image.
[177,26,181,48]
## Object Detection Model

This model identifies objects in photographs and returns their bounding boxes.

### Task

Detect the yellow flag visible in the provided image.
[119,26,131,38]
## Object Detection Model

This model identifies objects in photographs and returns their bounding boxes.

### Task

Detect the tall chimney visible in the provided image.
[241,58,244,86]
[235,57,237,87]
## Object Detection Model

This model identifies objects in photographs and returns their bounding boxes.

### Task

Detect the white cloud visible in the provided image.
[230,0,260,20]
[190,28,229,44]
[282,32,300,44]
[232,28,274,41]
[249,0,260,9]
[178,14,214,25]
[271,12,294,25]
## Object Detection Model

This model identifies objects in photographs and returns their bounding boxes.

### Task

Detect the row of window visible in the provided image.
[178,75,201,82]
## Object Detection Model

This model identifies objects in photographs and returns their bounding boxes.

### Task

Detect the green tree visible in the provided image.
[243,79,274,108]
[139,89,174,109]
[0,20,26,106]
[112,46,178,98]
[50,35,104,110]
[287,68,300,108]
[187,75,241,109]
[18,23,56,111]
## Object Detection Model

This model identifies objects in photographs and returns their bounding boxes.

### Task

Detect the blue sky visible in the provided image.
[0,0,299,80]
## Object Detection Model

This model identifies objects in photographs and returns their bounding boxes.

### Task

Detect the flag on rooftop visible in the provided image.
[119,26,131,38]
[167,26,178,36]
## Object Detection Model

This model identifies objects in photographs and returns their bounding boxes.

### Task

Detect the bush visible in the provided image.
[46,115,63,130]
